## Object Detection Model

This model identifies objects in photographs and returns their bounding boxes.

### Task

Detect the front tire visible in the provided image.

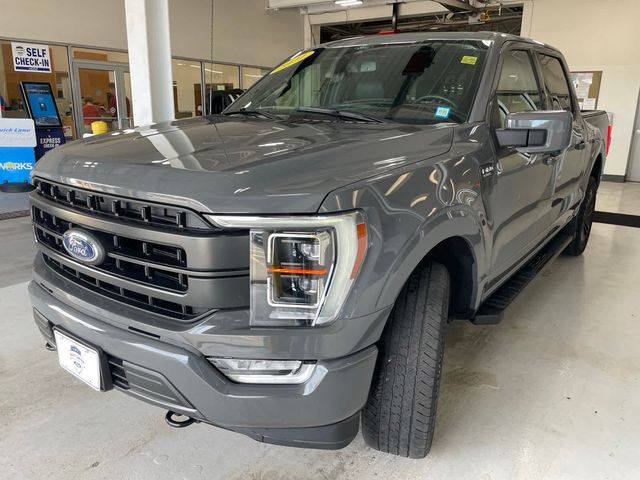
[564,176,597,256]
[362,262,449,458]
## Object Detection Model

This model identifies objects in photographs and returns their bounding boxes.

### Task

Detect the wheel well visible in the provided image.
[424,236,475,318]
[591,155,603,185]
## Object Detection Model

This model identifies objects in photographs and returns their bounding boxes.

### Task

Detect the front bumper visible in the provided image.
[29,255,383,449]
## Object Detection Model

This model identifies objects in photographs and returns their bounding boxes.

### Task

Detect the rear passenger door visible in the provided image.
[486,47,556,282]
[534,52,588,226]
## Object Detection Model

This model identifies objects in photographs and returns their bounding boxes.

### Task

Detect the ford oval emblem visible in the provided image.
[62,229,105,266]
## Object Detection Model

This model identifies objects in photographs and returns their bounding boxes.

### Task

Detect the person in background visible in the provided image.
[82,96,100,133]
[107,82,131,128]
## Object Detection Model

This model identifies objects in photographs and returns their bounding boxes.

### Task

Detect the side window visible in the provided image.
[493,50,544,128]
[536,54,573,112]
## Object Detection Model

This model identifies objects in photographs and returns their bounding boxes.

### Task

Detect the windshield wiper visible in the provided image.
[224,108,276,119]
[296,106,385,124]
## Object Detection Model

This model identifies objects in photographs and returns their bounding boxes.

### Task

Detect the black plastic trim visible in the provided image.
[231,412,360,450]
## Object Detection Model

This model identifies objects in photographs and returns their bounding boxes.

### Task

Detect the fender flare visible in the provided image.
[375,206,487,311]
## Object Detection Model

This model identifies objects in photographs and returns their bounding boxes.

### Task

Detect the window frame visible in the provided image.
[489,46,545,131]
[533,50,577,117]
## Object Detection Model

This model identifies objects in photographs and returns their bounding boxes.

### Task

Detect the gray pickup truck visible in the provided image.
[29,32,609,458]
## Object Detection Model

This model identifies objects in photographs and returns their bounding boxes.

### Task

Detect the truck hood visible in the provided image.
[33,116,453,214]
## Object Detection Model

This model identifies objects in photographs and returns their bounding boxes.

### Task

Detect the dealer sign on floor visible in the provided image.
[11,42,51,73]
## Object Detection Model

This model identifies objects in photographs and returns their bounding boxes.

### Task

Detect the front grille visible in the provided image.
[33,205,188,292]
[108,356,193,410]
[34,178,213,232]
[43,254,204,319]
[32,178,250,322]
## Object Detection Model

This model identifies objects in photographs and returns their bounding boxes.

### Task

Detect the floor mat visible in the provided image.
[593,211,640,228]
[0,210,30,221]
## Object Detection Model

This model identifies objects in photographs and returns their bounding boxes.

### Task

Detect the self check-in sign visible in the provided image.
[11,42,51,73]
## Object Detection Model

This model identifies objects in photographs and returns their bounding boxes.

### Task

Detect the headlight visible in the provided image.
[206,211,367,326]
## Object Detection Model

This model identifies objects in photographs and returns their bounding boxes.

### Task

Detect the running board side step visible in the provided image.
[471,233,573,325]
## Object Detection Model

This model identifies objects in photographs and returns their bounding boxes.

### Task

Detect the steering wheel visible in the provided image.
[414,95,458,110]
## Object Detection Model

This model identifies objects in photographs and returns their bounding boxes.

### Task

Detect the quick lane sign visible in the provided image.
[11,42,51,73]
[0,118,37,185]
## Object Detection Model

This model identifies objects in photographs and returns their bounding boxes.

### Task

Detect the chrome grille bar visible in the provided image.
[34,178,211,231]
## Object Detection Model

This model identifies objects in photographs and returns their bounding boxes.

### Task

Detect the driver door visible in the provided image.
[485,47,557,285]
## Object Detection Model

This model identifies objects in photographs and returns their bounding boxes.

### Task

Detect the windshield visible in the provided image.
[225,40,489,125]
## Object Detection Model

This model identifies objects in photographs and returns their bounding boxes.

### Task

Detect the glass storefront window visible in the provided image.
[1,39,271,133]
[172,59,203,118]
[203,62,240,91]
[242,66,270,89]
[201,62,240,114]
[72,47,129,63]
[0,42,76,138]
[76,67,120,134]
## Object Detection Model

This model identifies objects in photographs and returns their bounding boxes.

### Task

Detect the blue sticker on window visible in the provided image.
[434,106,451,119]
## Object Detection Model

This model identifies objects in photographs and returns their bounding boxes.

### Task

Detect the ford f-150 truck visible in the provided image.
[29,32,610,458]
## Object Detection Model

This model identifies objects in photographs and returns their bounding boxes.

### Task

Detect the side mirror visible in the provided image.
[495,110,572,155]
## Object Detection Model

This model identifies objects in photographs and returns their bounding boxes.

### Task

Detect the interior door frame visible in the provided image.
[71,59,130,135]
[626,87,640,182]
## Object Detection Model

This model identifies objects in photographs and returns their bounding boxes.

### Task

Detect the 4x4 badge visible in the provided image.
[480,164,495,178]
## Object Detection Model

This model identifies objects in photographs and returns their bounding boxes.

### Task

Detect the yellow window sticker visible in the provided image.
[460,55,478,65]
[270,51,315,74]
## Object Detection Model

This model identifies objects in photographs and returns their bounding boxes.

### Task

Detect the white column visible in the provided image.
[303,14,312,49]
[520,0,534,38]
[124,0,175,126]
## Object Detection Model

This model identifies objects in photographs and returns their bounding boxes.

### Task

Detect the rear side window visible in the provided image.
[536,54,573,112]
[493,50,543,128]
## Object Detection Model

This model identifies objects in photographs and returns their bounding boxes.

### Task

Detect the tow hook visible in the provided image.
[45,342,56,352]
[165,410,199,428]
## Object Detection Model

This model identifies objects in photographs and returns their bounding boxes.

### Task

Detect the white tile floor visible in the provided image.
[1,216,639,478]
[596,181,640,216]
[0,190,30,215]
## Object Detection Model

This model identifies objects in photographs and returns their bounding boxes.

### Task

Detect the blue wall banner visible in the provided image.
[0,118,37,187]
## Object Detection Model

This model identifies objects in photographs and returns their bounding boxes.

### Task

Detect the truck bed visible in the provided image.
[582,110,610,140]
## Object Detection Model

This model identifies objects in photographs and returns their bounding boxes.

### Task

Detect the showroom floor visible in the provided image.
[0,190,29,216]
[597,181,640,216]
[1,183,639,480]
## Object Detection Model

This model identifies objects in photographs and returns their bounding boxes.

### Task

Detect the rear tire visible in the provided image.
[564,176,597,256]
[362,262,449,458]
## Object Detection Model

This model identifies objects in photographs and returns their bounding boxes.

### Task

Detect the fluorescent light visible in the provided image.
[335,0,363,5]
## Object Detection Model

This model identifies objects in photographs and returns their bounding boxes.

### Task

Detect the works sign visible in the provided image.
[0,162,33,171]
[12,42,51,73]
[0,118,36,186]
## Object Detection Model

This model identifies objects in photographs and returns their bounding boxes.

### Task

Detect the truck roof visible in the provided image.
[319,31,553,51]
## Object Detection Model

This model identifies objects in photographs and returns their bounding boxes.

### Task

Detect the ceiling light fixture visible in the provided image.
[335,0,363,6]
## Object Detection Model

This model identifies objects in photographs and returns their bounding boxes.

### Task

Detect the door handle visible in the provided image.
[575,140,587,150]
